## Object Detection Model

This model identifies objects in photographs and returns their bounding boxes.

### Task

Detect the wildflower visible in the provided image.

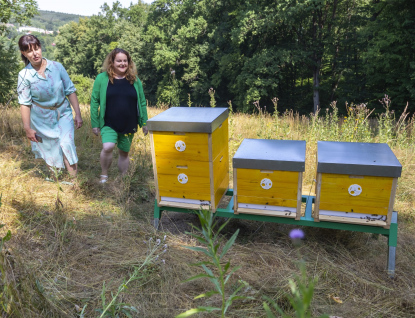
[163,235,167,241]
[155,255,159,261]
[163,244,168,249]
[289,229,305,240]
[156,238,161,245]
[143,240,147,244]
[162,259,165,264]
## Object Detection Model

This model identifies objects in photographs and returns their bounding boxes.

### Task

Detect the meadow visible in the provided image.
[0,99,414,317]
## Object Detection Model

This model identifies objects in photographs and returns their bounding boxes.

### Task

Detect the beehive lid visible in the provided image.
[317,141,402,177]
[233,139,306,171]
[147,107,228,133]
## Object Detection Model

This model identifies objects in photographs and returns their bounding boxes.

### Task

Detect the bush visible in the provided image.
[70,74,94,105]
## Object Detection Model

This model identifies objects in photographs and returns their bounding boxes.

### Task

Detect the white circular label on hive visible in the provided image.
[175,140,186,152]
[348,184,362,196]
[178,173,188,184]
[260,178,272,190]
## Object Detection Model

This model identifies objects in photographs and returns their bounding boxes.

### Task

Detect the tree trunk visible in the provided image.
[313,63,320,113]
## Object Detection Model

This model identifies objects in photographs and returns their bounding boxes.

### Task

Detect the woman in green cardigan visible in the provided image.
[90,48,148,183]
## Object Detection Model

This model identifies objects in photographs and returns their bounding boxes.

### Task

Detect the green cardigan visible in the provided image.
[90,72,148,129]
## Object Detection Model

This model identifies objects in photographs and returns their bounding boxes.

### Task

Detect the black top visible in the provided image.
[104,78,138,134]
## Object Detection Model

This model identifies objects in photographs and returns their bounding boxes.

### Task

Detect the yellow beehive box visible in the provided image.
[233,139,306,219]
[147,107,229,212]
[314,141,402,228]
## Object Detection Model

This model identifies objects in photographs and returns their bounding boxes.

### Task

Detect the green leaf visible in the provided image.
[194,290,220,299]
[219,229,239,259]
[198,306,221,313]
[182,273,214,283]
[263,302,276,318]
[217,219,230,234]
[2,230,11,242]
[187,233,208,245]
[189,261,215,267]
[223,261,230,274]
[224,265,241,284]
[184,246,212,257]
[175,308,207,318]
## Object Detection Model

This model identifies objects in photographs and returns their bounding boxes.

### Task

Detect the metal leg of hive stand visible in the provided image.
[153,199,162,230]
[387,211,398,278]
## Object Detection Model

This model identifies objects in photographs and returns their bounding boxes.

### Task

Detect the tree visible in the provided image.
[0,0,37,105]
[361,0,415,111]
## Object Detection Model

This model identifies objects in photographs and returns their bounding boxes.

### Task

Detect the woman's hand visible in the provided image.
[92,128,100,136]
[142,126,148,136]
[74,113,83,129]
[25,127,38,142]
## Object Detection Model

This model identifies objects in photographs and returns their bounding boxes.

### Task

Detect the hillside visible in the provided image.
[30,10,86,32]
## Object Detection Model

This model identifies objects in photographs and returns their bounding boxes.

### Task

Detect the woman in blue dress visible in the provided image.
[17,35,83,177]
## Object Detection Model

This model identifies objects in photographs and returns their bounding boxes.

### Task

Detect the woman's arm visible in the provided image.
[21,105,37,142]
[67,93,83,129]
[90,75,102,135]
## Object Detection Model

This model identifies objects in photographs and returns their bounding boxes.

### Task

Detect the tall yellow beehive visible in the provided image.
[314,141,402,228]
[147,107,229,212]
[233,139,306,219]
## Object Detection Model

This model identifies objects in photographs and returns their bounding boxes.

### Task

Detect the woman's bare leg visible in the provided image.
[118,149,129,175]
[63,155,77,177]
[101,142,116,176]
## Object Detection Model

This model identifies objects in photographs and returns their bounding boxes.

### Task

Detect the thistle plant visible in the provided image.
[176,209,250,318]
[263,229,329,318]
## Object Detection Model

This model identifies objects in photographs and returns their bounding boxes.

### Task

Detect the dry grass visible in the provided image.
[0,105,414,317]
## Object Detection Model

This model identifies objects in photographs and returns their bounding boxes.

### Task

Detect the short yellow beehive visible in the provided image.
[233,139,306,219]
[314,141,402,228]
[147,107,229,212]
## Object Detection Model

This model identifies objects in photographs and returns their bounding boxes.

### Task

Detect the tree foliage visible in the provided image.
[49,0,415,114]
[0,0,37,105]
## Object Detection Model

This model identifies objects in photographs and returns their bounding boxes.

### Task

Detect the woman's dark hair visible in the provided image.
[102,48,137,84]
[18,35,41,66]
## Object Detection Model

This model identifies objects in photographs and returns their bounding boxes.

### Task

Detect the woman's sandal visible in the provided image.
[100,175,108,184]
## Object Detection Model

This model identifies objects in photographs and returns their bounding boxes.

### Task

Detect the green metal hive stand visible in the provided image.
[153,192,398,277]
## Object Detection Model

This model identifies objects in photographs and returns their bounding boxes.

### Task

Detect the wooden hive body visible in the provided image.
[314,141,402,228]
[233,139,306,219]
[148,107,229,212]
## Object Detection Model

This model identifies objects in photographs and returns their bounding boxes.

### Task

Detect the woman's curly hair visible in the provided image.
[102,48,137,84]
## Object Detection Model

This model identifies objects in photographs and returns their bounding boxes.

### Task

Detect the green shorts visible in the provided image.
[100,126,134,152]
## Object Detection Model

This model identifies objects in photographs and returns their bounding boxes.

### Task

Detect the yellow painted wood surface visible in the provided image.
[237,195,297,208]
[157,163,211,201]
[155,158,210,178]
[214,173,229,210]
[236,169,299,200]
[319,173,393,215]
[211,119,228,161]
[158,170,211,201]
[213,148,229,191]
[153,131,209,162]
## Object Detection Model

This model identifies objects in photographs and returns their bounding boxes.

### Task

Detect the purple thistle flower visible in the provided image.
[289,229,305,240]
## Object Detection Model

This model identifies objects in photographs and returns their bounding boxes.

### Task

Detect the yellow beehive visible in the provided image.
[314,141,402,228]
[147,107,229,212]
[233,139,306,219]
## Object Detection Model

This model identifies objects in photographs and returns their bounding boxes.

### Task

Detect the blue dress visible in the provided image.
[17,59,78,168]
